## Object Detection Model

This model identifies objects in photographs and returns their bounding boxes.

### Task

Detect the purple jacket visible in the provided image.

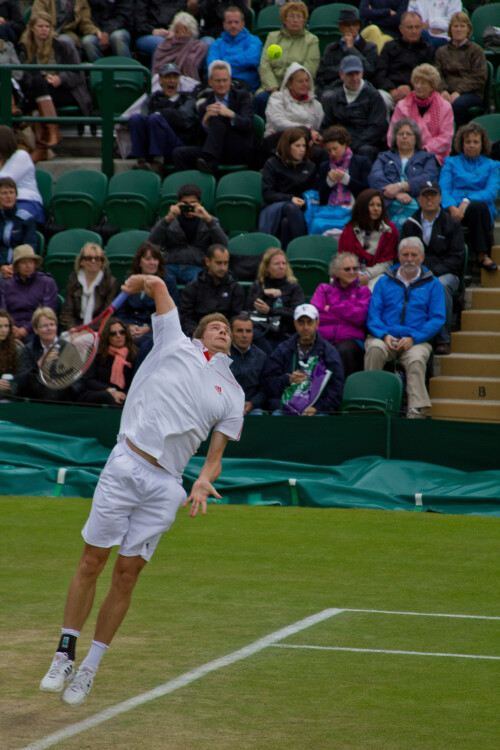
[310,278,371,343]
[1,271,58,333]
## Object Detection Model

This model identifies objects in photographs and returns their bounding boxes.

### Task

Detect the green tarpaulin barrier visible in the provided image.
[1,422,499,516]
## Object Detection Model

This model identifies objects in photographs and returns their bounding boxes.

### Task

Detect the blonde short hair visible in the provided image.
[411,64,441,91]
[32,306,57,330]
[448,11,473,39]
[75,242,106,272]
[280,1,308,24]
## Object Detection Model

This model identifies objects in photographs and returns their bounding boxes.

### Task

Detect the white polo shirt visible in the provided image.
[119,308,244,478]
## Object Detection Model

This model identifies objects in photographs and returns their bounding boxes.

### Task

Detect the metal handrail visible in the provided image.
[0,62,151,177]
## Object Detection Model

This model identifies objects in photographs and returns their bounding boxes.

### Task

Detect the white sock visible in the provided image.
[80,640,109,673]
[61,628,80,638]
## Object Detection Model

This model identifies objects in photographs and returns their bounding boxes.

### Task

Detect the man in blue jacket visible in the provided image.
[206,6,262,92]
[364,236,445,418]
[262,303,344,415]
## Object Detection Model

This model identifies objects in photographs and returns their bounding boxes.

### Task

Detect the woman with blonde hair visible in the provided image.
[387,63,454,166]
[245,246,304,353]
[19,12,92,161]
[152,12,207,81]
[60,243,119,330]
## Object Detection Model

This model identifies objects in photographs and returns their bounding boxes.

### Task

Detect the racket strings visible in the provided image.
[39,331,97,390]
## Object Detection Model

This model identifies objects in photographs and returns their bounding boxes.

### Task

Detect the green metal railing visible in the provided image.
[0,62,151,177]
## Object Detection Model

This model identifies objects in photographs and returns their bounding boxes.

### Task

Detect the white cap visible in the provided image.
[294,303,319,321]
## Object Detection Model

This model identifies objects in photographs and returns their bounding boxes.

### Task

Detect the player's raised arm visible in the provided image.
[121,275,175,316]
[184,430,229,517]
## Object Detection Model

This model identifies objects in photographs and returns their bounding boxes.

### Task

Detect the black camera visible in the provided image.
[179,202,195,215]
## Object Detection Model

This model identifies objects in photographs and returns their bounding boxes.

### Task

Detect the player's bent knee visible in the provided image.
[78,544,111,578]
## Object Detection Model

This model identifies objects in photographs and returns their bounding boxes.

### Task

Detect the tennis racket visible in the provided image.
[38,290,129,390]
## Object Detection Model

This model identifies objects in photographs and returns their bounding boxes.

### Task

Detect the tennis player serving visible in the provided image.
[40,274,244,706]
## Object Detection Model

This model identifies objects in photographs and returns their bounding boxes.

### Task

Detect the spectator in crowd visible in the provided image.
[179,244,245,336]
[229,313,267,415]
[369,117,439,230]
[316,8,378,96]
[59,243,119,331]
[255,1,320,117]
[81,0,133,61]
[135,0,190,65]
[0,309,21,397]
[172,60,254,175]
[364,236,445,418]
[262,302,344,415]
[310,252,371,378]
[245,247,304,354]
[152,12,208,81]
[16,306,76,401]
[434,11,488,128]
[77,318,137,405]
[439,122,500,272]
[339,188,399,290]
[1,245,57,341]
[197,0,249,42]
[263,63,323,158]
[116,241,178,343]
[0,126,45,223]
[359,0,408,41]
[0,36,23,116]
[318,125,371,209]
[128,63,198,175]
[0,178,38,284]
[148,182,228,285]
[28,0,99,55]
[0,0,24,44]
[408,0,461,49]
[258,127,317,249]
[388,64,453,167]
[374,11,435,114]
[401,180,465,355]
[206,6,262,92]
[321,55,387,163]
[19,12,93,162]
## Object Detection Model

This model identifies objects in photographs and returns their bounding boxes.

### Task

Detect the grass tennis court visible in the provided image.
[2,497,499,749]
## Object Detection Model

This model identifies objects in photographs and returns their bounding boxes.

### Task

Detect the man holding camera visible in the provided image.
[148,182,229,286]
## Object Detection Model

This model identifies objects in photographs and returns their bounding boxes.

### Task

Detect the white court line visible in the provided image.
[273,644,500,660]
[21,608,344,750]
[342,608,500,620]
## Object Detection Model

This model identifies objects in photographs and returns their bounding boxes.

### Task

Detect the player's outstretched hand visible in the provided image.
[122,275,166,297]
[184,479,222,517]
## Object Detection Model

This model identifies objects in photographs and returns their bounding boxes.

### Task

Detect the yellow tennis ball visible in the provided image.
[267,44,282,60]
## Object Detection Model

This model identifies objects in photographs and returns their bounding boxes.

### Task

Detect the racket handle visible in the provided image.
[110,291,129,311]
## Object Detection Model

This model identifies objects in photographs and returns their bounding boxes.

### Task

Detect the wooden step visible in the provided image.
[450,331,500,353]
[491,245,500,263]
[439,353,500,377]
[461,310,500,331]
[429,376,500,400]
[479,267,500,287]
[470,288,500,310]
[430,399,500,423]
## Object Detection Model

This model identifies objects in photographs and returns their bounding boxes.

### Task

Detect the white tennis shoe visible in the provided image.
[61,666,95,706]
[40,652,74,693]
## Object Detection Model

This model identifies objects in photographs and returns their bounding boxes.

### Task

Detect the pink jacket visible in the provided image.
[387,94,454,167]
[310,279,371,343]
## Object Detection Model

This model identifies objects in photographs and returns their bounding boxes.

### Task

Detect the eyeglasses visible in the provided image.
[82,256,103,262]
[341,266,359,272]
[109,330,126,336]
[287,12,304,19]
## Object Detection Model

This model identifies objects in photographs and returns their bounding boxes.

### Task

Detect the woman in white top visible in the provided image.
[0,125,44,223]
[264,62,324,159]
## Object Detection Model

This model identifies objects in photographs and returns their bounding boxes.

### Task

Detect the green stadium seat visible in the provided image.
[35,169,53,213]
[50,170,108,229]
[340,370,403,416]
[228,232,281,255]
[464,60,493,121]
[105,230,150,284]
[214,171,262,234]
[286,235,338,266]
[104,170,160,230]
[288,258,330,300]
[90,57,149,115]
[255,5,282,41]
[160,170,216,216]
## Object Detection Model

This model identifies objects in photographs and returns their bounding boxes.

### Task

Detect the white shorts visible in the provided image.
[82,439,187,562]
